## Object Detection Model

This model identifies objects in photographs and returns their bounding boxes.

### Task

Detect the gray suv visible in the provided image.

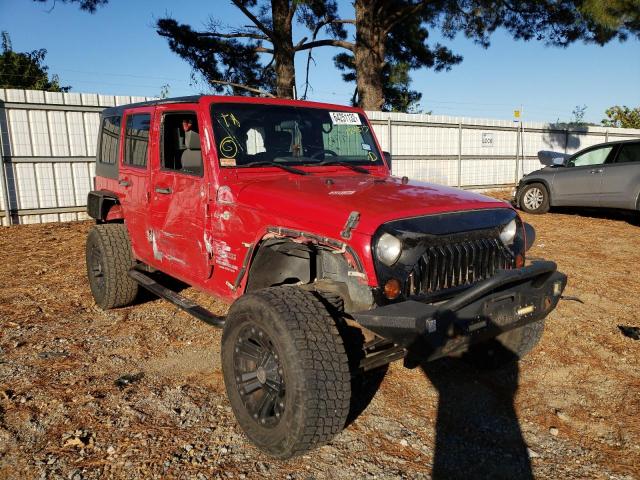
[513,140,640,214]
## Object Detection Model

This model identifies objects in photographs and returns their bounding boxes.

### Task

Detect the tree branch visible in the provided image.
[231,0,274,40]
[195,31,270,41]
[209,79,275,97]
[296,39,355,51]
[383,2,428,33]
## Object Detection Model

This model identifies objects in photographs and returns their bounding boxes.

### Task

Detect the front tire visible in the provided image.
[464,320,545,369]
[221,286,351,459]
[519,183,550,214]
[86,223,138,309]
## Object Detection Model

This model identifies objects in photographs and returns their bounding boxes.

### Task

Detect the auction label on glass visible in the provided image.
[329,112,361,125]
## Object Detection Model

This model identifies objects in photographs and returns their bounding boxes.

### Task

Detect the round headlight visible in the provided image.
[499,219,517,246]
[376,233,402,266]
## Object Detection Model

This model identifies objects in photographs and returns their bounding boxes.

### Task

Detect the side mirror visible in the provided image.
[383,151,392,171]
[524,222,536,251]
[552,157,565,167]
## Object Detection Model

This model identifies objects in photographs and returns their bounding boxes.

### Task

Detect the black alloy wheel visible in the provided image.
[233,324,286,428]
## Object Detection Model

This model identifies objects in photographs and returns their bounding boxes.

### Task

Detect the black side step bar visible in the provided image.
[128,269,225,328]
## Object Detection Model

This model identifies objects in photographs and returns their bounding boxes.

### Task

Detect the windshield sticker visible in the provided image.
[367,152,378,162]
[219,113,241,128]
[345,125,369,135]
[219,136,239,158]
[362,143,371,151]
[220,158,236,167]
[329,112,361,125]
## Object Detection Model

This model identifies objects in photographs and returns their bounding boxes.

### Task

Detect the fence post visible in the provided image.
[605,130,609,142]
[520,123,525,178]
[514,122,521,184]
[0,104,12,226]
[457,121,462,188]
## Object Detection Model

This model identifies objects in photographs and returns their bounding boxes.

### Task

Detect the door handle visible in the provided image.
[119,179,131,187]
[589,168,603,174]
[155,186,172,194]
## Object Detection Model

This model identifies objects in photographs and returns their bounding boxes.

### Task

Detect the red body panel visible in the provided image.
[95,95,514,304]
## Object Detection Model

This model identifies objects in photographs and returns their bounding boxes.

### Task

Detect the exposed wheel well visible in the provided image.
[245,239,314,291]
[245,237,373,313]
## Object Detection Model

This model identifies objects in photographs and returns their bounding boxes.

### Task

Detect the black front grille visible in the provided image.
[412,237,514,295]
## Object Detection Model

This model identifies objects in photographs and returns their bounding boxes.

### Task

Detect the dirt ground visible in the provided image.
[0,199,639,479]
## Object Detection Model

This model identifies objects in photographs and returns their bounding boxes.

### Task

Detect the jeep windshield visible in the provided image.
[210,103,384,169]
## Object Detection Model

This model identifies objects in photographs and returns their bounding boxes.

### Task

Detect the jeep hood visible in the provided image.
[231,173,510,236]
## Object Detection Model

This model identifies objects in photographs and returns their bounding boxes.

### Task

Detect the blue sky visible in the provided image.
[1,0,639,123]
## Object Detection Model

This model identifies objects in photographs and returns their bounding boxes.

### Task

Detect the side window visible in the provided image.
[124,114,151,168]
[615,143,640,164]
[161,113,203,176]
[570,146,613,167]
[98,116,121,164]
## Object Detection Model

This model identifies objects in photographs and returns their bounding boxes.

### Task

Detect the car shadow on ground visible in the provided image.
[419,348,533,480]
[549,206,639,226]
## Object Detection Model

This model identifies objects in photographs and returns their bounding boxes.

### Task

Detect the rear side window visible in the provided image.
[98,116,121,164]
[616,143,640,164]
[124,114,151,168]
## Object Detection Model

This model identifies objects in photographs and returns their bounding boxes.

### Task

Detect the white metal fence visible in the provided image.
[1,88,639,225]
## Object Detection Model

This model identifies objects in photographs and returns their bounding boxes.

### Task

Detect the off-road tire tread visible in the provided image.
[86,224,138,309]
[510,319,545,357]
[520,182,550,214]
[223,286,351,458]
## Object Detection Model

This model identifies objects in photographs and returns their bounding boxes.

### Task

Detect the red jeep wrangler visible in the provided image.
[86,96,566,458]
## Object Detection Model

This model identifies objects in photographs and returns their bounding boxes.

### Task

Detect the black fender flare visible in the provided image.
[87,190,120,221]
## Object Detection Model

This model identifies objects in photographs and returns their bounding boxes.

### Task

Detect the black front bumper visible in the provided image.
[354,261,567,363]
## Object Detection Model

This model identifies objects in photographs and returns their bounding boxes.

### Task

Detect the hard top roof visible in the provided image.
[100,95,363,117]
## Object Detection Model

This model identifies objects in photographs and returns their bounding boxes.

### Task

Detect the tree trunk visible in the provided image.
[354,0,386,111]
[271,0,296,98]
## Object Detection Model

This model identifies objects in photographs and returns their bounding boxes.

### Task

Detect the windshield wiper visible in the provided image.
[239,161,308,175]
[308,160,370,174]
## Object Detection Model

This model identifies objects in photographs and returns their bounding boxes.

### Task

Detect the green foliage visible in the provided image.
[0,32,70,92]
[159,84,170,99]
[383,63,423,113]
[602,106,640,129]
[157,1,344,96]
[338,0,640,112]
[156,18,271,96]
[571,105,588,126]
[33,0,108,13]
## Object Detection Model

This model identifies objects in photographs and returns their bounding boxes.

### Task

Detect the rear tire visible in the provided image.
[464,321,545,369]
[221,286,351,459]
[519,183,550,214]
[86,223,138,309]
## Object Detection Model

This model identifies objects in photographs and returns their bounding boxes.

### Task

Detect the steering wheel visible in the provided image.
[309,149,339,159]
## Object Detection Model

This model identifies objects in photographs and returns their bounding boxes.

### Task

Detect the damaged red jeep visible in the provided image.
[86,96,566,458]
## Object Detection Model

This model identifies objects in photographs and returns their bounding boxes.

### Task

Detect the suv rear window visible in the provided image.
[124,114,151,168]
[98,116,121,165]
